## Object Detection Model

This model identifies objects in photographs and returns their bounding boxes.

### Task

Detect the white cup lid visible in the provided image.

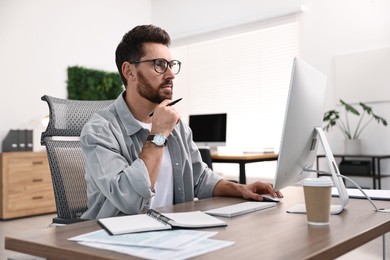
[303,177,333,187]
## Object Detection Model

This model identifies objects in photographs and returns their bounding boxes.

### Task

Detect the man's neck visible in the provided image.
[124,90,155,123]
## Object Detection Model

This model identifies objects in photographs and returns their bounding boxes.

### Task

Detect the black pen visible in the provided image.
[148,98,183,117]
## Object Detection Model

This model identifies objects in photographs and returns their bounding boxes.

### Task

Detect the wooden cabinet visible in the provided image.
[0,152,56,219]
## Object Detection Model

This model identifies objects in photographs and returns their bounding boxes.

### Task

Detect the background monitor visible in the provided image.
[273,57,327,191]
[189,113,227,150]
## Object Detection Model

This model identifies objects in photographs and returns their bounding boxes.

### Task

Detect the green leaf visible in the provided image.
[340,99,360,116]
[359,102,373,115]
[323,110,339,132]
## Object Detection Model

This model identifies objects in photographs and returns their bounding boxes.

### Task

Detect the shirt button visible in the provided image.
[175,163,179,166]
[178,187,181,191]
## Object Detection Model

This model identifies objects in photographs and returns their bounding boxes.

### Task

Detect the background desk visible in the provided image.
[5,187,390,260]
[317,154,390,189]
[211,152,278,184]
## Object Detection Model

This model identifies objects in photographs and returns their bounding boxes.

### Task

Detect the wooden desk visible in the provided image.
[211,152,278,184]
[5,187,390,260]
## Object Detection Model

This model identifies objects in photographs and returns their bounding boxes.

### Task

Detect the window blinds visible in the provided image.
[171,14,302,152]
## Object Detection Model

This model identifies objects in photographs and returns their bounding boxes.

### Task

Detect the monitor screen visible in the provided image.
[273,57,327,192]
[189,113,227,148]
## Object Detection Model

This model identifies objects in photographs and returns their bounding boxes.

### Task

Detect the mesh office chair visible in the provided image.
[41,95,114,224]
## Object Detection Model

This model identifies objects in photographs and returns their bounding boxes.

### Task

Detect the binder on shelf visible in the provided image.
[2,130,19,152]
[25,129,33,151]
[18,130,26,151]
[2,129,33,152]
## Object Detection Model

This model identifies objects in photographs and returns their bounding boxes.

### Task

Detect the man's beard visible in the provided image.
[136,71,173,104]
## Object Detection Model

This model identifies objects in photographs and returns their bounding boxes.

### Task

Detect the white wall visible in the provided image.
[0,0,151,151]
[301,0,390,155]
[152,1,390,148]
[152,0,390,184]
[302,0,390,185]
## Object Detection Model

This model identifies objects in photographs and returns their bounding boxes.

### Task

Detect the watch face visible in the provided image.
[153,134,166,146]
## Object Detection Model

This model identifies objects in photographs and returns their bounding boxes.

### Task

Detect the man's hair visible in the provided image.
[115,25,171,86]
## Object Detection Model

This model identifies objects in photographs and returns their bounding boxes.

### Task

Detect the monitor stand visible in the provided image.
[287,127,349,215]
[197,145,219,153]
[209,146,219,153]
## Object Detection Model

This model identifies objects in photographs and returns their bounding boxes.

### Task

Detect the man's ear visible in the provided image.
[122,62,135,80]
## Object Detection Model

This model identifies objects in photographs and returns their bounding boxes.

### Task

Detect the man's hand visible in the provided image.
[213,179,283,201]
[150,99,180,137]
[241,181,283,201]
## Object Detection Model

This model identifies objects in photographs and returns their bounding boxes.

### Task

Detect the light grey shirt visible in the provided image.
[80,92,222,219]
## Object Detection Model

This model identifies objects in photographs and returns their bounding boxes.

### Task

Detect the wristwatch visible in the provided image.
[147,134,167,147]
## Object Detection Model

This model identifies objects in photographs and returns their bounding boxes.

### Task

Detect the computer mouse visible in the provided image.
[261,194,281,202]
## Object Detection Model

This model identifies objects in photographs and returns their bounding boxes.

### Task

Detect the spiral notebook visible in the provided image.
[98,210,227,235]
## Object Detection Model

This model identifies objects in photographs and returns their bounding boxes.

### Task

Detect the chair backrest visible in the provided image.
[199,148,213,170]
[41,95,114,223]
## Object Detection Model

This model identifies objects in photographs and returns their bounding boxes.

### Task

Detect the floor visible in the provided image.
[0,213,54,260]
[1,213,388,259]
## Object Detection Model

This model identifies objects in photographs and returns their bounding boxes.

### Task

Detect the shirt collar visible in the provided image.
[114,91,145,136]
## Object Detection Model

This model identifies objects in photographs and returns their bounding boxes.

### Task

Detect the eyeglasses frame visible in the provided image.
[130,58,181,75]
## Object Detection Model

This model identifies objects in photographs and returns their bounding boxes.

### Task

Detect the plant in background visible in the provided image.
[67,66,123,100]
[323,99,387,140]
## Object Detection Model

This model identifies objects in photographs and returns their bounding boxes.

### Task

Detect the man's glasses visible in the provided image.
[130,58,181,75]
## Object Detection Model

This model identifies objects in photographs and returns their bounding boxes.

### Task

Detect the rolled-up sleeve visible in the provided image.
[81,115,153,219]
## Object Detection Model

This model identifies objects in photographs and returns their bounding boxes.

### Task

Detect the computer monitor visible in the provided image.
[189,113,227,150]
[273,57,349,214]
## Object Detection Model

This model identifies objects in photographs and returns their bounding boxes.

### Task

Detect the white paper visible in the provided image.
[332,187,390,200]
[78,238,235,260]
[69,229,218,250]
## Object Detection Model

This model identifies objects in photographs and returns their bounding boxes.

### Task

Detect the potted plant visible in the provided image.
[323,99,387,154]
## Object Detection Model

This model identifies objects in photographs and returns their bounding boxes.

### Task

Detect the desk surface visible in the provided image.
[5,187,390,260]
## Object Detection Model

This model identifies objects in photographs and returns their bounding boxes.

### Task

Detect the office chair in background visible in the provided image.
[199,148,213,170]
[199,148,239,183]
[41,95,114,224]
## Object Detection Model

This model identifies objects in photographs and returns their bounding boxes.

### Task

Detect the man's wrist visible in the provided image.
[147,134,167,147]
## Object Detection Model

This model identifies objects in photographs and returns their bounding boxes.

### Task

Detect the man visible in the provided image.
[80,25,282,219]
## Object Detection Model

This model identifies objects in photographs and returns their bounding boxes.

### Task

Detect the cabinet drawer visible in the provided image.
[7,155,49,175]
[7,170,52,194]
[8,188,55,211]
[4,189,56,219]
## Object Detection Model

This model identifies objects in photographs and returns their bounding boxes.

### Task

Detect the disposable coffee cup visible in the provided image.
[303,177,333,225]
